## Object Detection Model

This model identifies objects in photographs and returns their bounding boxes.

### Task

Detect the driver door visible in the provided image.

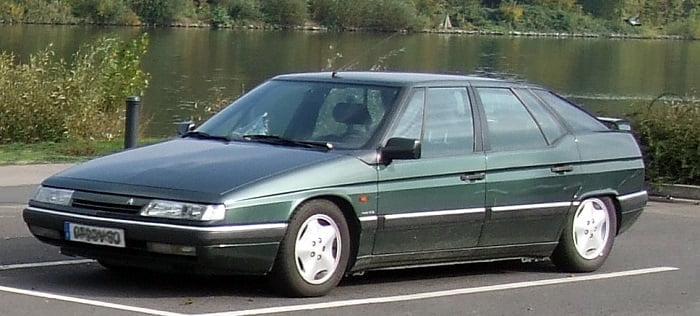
[373,87,487,254]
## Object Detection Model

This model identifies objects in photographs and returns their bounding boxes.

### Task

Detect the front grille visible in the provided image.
[70,191,149,215]
[72,199,142,214]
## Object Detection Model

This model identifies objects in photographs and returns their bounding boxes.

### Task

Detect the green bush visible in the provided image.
[446,0,490,28]
[0,35,150,144]
[369,0,421,30]
[209,4,231,26]
[0,0,25,23]
[310,0,368,28]
[260,0,306,25]
[630,98,700,185]
[130,0,188,24]
[514,5,606,33]
[69,0,139,24]
[311,0,420,30]
[665,16,700,39]
[226,0,262,22]
[12,0,77,24]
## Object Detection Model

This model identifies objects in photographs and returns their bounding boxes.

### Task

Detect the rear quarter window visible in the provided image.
[532,89,609,133]
[477,87,548,151]
[514,89,567,144]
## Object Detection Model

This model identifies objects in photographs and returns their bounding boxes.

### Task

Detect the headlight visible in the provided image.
[140,200,225,221]
[33,187,74,206]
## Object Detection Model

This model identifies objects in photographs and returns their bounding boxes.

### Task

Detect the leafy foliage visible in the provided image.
[130,0,189,24]
[260,0,306,25]
[310,0,421,30]
[499,0,524,25]
[69,0,139,24]
[1,0,699,35]
[630,97,700,185]
[665,12,700,38]
[0,35,150,143]
[1,0,77,23]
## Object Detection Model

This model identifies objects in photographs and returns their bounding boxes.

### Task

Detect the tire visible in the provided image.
[270,199,351,297]
[551,197,617,272]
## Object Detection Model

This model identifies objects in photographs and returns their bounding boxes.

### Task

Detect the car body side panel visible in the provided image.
[572,131,646,234]
[576,132,643,163]
[374,154,487,254]
[479,136,582,246]
[225,183,381,259]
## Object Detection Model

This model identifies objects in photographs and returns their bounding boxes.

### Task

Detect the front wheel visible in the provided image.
[551,197,617,272]
[270,199,350,297]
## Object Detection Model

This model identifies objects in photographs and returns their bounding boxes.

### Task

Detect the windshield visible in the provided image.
[197,80,400,149]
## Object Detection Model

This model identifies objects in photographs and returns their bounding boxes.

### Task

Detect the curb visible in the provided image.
[648,184,700,205]
[649,196,700,206]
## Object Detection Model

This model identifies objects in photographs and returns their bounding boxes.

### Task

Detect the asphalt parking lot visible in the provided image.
[1,173,698,315]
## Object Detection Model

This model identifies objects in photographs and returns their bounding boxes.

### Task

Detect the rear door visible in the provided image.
[373,87,486,254]
[475,87,581,247]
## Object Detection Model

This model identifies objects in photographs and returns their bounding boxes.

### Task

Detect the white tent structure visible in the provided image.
[440,14,453,29]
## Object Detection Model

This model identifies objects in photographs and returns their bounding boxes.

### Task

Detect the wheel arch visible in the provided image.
[576,190,622,235]
[295,194,361,273]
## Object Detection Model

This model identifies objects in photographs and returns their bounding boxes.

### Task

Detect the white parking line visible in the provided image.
[200,267,679,316]
[0,285,185,316]
[0,259,95,271]
[0,266,679,316]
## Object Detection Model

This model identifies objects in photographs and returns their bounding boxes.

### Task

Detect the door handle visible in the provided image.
[460,172,486,182]
[550,165,574,173]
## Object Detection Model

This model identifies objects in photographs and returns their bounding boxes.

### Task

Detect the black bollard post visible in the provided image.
[124,96,141,149]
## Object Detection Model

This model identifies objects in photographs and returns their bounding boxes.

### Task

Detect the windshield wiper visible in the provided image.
[242,135,333,150]
[182,131,231,142]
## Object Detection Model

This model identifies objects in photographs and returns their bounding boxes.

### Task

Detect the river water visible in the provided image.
[1,25,698,137]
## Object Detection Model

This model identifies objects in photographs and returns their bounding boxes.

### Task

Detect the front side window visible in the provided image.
[422,88,474,157]
[197,80,400,149]
[477,87,547,151]
[389,89,424,140]
[388,87,475,158]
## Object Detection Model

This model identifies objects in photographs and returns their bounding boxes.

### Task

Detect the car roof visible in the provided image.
[272,71,537,88]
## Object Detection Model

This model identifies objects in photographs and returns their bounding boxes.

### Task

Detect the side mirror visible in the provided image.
[380,138,421,163]
[176,121,195,136]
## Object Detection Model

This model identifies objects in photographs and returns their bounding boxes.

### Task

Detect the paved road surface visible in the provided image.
[0,165,697,315]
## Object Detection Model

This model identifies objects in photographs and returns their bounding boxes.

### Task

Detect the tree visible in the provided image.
[527,0,577,10]
[130,0,188,24]
[260,0,307,25]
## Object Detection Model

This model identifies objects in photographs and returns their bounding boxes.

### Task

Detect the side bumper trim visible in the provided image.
[25,206,287,233]
[619,190,648,201]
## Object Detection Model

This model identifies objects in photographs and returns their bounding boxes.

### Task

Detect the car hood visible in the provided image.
[43,138,342,201]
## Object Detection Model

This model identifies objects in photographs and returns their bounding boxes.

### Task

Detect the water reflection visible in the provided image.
[1,25,697,136]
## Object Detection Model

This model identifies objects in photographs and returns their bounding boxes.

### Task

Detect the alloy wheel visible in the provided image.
[294,214,342,284]
[572,198,611,260]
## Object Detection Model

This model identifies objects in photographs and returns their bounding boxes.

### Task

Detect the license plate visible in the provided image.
[64,222,126,248]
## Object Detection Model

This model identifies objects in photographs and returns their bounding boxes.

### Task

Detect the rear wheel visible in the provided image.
[270,199,350,297]
[551,197,617,272]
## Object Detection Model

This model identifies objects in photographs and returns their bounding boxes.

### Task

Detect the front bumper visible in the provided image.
[23,207,287,275]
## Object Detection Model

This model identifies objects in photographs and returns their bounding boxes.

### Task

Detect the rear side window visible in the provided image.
[514,89,566,144]
[477,88,547,151]
[532,90,608,133]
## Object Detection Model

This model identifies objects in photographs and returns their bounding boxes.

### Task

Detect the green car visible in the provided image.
[23,72,647,297]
